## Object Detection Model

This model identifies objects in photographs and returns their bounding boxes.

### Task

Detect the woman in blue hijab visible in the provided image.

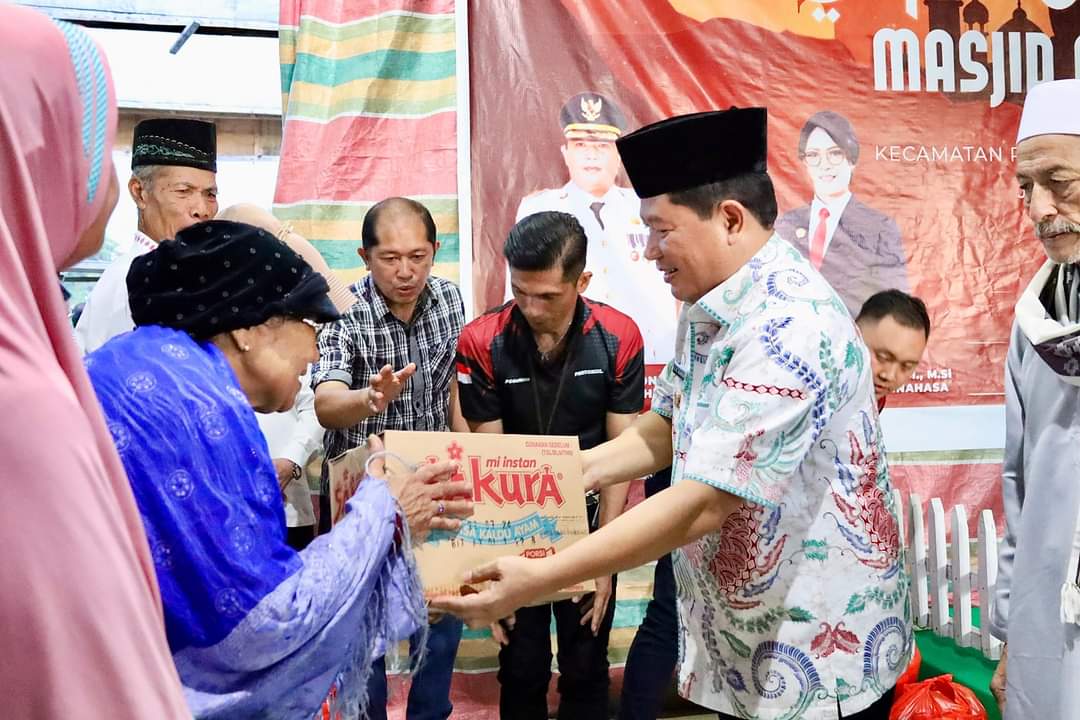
[85,219,471,719]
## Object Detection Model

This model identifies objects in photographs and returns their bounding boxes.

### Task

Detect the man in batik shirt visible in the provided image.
[434,108,912,720]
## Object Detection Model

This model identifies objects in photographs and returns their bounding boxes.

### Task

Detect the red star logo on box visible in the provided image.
[446,442,464,461]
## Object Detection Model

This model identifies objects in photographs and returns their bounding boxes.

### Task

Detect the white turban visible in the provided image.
[1017,79,1080,144]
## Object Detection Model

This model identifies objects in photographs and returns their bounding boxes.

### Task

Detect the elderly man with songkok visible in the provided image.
[75,117,219,352]
[0,7,192,718]
[987,78,1080,720]
[84,219,473,720]
[435,108,911,720]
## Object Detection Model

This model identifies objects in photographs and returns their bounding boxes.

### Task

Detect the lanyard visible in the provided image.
[526,321,602,514]
[528,329,579,435]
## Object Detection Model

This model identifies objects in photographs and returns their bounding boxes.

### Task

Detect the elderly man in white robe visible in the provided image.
[989,78,1080,719]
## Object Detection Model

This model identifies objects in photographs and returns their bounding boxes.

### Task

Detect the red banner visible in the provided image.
[470,0,1079,409]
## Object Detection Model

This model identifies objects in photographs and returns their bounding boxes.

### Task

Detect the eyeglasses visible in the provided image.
[299,317,326,334]
[801,147,848,167]
[279,315,322,332]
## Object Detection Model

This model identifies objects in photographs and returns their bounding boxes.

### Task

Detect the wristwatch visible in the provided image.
[290,461,303,481]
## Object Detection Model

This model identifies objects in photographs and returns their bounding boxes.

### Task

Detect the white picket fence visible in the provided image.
[892,489,1004,661]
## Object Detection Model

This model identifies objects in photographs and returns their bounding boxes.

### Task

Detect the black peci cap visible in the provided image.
[131,118,217,173]
[616,107,768,199]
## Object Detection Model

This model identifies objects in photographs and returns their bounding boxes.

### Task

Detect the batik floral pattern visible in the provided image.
[664,235,911,719]
[827,412,901,576]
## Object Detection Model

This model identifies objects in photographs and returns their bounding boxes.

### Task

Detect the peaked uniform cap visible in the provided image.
[560,92,627,141]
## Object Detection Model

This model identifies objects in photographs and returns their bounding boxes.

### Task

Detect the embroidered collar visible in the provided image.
[132,230,157,253]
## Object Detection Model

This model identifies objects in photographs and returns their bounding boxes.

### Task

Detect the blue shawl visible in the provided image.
[86,326,424,719]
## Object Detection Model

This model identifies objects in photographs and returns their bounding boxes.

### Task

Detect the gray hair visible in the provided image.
[131,164,162,192]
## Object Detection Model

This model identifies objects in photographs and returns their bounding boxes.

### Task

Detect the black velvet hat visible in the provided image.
[560,92,627,141]
[128,220,340,339]
[131,118,217,173]
[615,107,768,199]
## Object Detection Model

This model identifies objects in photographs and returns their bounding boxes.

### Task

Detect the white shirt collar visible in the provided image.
[811,191,852,218]
[566,180,620,206]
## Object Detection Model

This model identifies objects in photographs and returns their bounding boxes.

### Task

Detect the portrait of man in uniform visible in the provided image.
[775,110,908,317]
[510,92,676,365]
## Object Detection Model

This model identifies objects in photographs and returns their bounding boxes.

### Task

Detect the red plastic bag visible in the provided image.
[893,646,922,699]
[889,674,987,720]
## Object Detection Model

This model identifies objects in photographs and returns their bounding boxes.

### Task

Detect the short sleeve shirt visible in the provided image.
[456,297,644,450]
[313,275,464,492]
[514,182,677,365]
[652,235,911,718]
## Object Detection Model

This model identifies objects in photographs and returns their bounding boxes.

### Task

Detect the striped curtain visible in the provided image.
[275,0,460,284]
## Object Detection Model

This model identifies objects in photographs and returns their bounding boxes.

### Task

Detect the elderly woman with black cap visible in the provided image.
[84,219,472,720]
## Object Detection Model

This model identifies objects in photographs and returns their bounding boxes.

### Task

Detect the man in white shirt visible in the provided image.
[987,78,1080,720]
[512,92,676,365]
[258,370,323,549]
[76,117,219,352]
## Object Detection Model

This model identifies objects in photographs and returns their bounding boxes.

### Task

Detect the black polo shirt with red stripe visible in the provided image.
[456,297,644,450]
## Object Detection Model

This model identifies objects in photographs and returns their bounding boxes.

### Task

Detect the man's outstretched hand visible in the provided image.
[366,363,416,414]
[429,556,546,629]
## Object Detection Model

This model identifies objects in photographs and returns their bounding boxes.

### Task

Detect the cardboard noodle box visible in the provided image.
[329,430,594,603]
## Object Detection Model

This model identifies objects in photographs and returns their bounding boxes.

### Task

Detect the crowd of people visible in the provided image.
[3,5,1080,720]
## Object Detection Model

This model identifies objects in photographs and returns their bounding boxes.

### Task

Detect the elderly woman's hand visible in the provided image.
[367,435,473,543]
[391,461,473,543]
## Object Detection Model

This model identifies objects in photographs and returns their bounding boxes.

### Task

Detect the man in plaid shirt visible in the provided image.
[312,196,466,720]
